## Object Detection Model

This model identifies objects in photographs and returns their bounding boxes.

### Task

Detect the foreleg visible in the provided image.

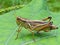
[15,24,22,40]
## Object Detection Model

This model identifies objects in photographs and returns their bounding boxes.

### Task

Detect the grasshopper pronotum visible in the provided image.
[15,16,58,40]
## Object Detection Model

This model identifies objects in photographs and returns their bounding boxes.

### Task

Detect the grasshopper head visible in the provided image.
[16,17,22,25]
[17,16,20,20]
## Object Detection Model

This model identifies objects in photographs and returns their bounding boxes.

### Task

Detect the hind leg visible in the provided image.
[42,16,52,22]
[33,22,51,32]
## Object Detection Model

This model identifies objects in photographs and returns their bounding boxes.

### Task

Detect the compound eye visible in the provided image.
[17,17,20,20]
[17,18,20,20]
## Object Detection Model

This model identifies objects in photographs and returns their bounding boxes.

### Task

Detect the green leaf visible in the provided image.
[0,0,60,45]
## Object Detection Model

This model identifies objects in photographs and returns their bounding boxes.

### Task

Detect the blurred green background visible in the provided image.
[0,0,60,45]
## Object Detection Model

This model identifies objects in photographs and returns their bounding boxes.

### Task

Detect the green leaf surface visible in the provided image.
[0,0,60,45]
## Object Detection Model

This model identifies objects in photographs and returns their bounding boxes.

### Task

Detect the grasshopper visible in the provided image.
[15,16,58,40]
